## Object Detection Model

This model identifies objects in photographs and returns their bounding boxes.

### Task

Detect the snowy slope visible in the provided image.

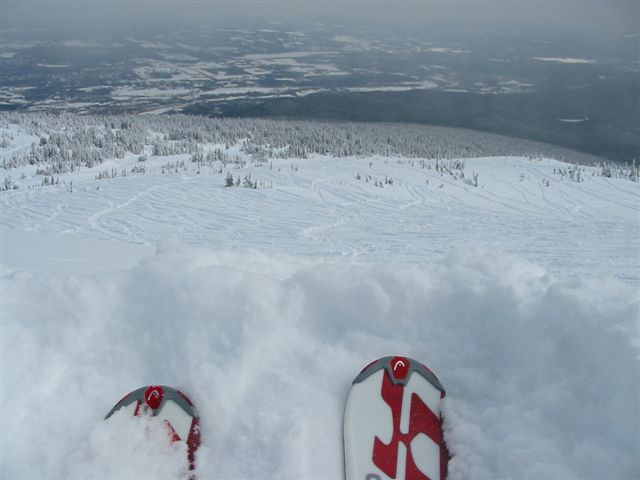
[1,151,638,282]
[1,124,639,479]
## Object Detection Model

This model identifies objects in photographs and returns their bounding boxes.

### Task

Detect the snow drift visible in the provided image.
[2,242,638,479]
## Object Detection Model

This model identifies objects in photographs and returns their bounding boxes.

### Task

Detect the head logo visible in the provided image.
[143,385,165,410]
[391,356,410,381]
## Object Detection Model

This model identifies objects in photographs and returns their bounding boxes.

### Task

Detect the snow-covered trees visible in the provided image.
[600,160,638,182]
[1,111,610,179]
[2,176,17,190]
[3,111,635,193]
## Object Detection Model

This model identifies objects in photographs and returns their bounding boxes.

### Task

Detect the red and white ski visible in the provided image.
[105,385,201,473]
[344,356,448,480]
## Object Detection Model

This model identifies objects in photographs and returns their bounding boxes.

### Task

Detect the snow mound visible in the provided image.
[2,242,638,479]
[68,409,191,479]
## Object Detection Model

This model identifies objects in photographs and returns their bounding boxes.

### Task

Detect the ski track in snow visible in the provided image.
[2,155,637,280]
[1,147,639,480]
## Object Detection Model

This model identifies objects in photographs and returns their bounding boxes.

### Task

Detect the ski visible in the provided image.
[344,356,448,480]
[105,385,201,473]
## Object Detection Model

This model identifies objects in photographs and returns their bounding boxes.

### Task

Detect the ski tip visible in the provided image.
[104,385,201,475]
[352,356,446,393]
[105,385,199,420]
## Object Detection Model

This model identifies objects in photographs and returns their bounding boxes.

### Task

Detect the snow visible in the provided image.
[345,80,438,93]
[1,229,152,276]
[532,57,597,64]
[243,51,339,60]
[36,64,71,69]
[1,125,639,479]
[111,87,195,101]
[428,48,470,54]
[559,117,590,123]
[2,246,638,479]
[3,154,636,283]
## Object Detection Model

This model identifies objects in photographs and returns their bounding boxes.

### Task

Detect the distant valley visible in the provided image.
[2,22,638,162]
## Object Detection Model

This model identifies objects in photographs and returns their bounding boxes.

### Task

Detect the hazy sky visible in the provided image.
[2,1,639,37]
